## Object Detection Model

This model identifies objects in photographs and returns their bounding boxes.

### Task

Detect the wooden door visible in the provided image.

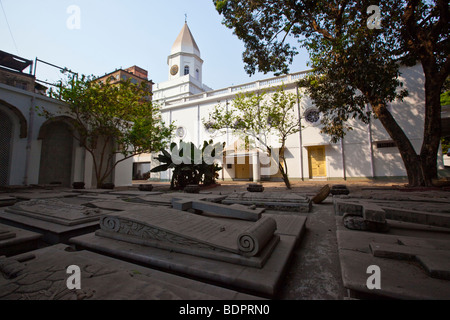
[309,146,326,178]
[235,156,250,179]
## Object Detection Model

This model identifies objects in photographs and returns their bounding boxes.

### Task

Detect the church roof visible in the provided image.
[171,23,201,57]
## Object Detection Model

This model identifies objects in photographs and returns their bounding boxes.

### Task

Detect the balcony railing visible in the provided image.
[161,70,310,108]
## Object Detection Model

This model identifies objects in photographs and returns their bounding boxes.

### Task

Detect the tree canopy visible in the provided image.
[204,86,300,189]
[40,74,174,187]
[214,0,449,186]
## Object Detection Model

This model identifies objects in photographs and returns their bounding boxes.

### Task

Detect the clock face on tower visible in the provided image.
[170,65,179,76]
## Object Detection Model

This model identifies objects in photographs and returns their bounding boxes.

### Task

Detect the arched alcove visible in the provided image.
[0,99,27,139]
[0,109,13,186]
[38,119,75,187]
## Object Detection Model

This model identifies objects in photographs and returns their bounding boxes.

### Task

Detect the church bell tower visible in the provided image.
[153,22,212,104]
[167,22,203,84]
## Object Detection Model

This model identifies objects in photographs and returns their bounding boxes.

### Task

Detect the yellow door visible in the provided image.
[309,146,326,178]
[235,156,250,179]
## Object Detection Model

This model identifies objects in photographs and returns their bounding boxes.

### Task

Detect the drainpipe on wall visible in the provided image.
[253,93,261,183]
[197,104,200,146]
[296,86,304,181]
[367,105,375,178]
[169,110,173,183]
[81,145,86,184]
[23,94,36,186]
[341,138,347,180]
[225,99,229,181]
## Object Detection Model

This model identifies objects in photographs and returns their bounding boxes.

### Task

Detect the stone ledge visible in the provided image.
[336,216,450,299]
[0,244,262,300]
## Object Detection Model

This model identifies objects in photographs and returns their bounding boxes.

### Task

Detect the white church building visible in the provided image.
[142,23,445,183]
[0,23,445,189]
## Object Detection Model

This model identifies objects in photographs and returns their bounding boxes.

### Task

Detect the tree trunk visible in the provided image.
[265,145,292,189]
[371,102,425,186]
[96,170,107,189]
[278,145,291,189]
[401,0,447,186]
[279,160,292,189]
[419,63,443,186]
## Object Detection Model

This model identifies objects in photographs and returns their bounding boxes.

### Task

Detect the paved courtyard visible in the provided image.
[1,178,449,300]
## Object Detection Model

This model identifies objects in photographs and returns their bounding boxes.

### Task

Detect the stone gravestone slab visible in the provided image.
[370,241,450,281]
[336,217,450,299]
[0,228,16,241]
[330,185,350,196]
[223,192,312,213]
[109,191,163,197]
[339,201,390,233]
[247,184,264,192]
[312,185,331,204]
[96,207,279,268]
[130,193,227,207]
[5,199,107,226]
[0,196,16,207]
[334,198,450,229]
[71,209,306,297]
[12,192,78,200]
[0,224,42,257]
[184,185,200,194]
[138,184,153,191]
[1,199,111,244]
[0,244,260,300]
[88,199,155,212]
[171,198,264,222]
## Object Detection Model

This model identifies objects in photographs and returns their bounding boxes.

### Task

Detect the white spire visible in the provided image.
[170,23,201,58]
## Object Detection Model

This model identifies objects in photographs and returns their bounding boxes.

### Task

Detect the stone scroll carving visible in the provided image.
[98,208,278,258]
[99,216,219,251]
[237,217,277,257]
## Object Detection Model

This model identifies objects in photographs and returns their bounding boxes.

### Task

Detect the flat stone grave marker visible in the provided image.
[0,244,261,300]
[334,198,450,229]
[131,193,227,206]
[336,216,450,299]
[76,194,124,201]
[247,184,264,192]
[0,196,16,207]
[71,208,306,297]
[184,185,200,193]
[223,192,312,213]
[330,185,350,195]
[5,199,107,226]
[11,192,78,200]
[0,223,42,257]
[96,207,279,268]
[0,228,16,241]
[0,198,112,244]
[71,189,111,194]
[87,199,157,212]
[370,241,450,280]
[172,198,264,221]
[108,191,164,197]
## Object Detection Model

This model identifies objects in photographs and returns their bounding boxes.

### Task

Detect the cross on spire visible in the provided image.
[185,13,187,23]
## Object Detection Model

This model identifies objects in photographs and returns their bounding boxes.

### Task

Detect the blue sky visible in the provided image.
[0,0,309,90]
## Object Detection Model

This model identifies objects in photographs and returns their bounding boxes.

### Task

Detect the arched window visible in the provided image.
[184,66,190,75]
[196,69,200,79]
